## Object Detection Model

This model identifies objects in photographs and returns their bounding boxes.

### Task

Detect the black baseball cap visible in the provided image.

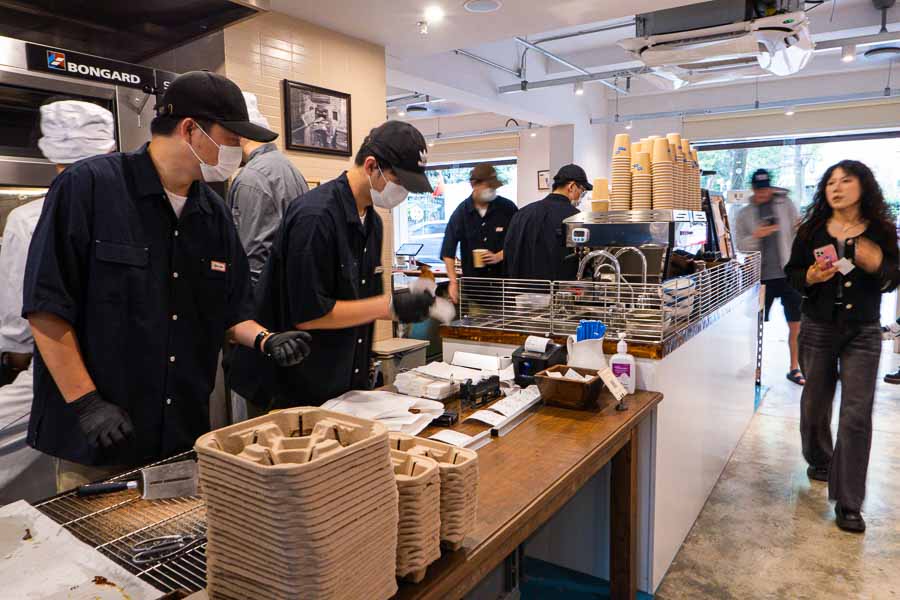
[553,164,593,191]
[362,121,432,194]
[155,71,278,143]
[751,168,772,189]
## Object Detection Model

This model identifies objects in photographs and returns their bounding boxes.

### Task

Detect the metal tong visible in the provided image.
[131,534,205,565]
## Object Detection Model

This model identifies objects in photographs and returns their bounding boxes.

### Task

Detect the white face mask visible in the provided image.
[369,165,409,210]
[186,123,242,182]
[478,188,497,203]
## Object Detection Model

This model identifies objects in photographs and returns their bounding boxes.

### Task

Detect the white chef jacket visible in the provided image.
[0,197,44,353]
[0,197,54,504]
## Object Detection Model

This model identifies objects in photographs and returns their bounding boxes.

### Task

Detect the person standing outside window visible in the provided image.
[0,99,116,503]
[735,169,804,385]
[229,120,437,409]
[504,164,592,281]
[784,160,900,533]
[23,72,311,491]
[229,92,309,287]
[440,163,517,304]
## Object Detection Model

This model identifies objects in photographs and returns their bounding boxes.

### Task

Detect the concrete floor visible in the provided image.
[655,299,900,600]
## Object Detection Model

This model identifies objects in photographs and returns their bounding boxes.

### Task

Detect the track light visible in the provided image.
[418,21,429,35]
[625,121,633,130]
[784,106,796,116]
[842,44,857,63]
[397,109,406,117]
[574,81,584,96]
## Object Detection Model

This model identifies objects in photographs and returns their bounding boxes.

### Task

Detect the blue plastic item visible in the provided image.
[576,320,606,342]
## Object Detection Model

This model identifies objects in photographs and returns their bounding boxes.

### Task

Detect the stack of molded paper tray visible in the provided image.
[195,408,399,600]
[392,450,442,583]
[390,433,479,551]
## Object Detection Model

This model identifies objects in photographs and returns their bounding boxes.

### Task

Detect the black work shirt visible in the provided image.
[784,224,900,323]
[23,144,254,466]
[440,195,517,277]
[231,173,383,407]
[504,193,579,281]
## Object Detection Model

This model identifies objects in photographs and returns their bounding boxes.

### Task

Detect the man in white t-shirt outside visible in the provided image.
[0,99,116,503]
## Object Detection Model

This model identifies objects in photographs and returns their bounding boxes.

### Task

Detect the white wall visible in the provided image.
[516,127,551,206]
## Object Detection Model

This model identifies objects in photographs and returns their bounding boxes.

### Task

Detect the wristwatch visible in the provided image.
[253,330,271,354]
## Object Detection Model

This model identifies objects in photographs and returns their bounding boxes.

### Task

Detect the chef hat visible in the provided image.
[242,92,271,131]
[37,100,116,165]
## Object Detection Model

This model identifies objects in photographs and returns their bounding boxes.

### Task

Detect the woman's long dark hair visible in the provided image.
[797,160,896,247]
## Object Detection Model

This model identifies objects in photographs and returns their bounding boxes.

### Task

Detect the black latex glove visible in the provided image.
[392,291,436,324]
[70,391,135,451]
[262,331,312,367]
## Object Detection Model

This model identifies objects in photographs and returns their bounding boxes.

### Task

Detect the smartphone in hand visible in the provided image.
[814,244,839,269]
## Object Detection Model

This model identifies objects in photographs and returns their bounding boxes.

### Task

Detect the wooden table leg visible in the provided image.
[610,428,638,600]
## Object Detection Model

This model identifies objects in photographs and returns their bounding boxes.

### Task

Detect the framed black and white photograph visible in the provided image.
[283,80,351,157]
[537,170,550,191]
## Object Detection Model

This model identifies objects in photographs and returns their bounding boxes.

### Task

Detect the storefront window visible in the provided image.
[393,161,517,265]
[698,135,900,216]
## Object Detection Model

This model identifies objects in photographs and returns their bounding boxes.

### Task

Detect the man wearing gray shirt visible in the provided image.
[229,93,309,285]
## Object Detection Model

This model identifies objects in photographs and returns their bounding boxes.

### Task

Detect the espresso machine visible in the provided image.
[563,209,710,283]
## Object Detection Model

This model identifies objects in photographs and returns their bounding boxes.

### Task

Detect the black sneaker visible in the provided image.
[884,368,900,385]
[835,505,866,533]
[806,465,829,482]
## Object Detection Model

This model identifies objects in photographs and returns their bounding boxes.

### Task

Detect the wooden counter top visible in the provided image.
[395,389,663,600]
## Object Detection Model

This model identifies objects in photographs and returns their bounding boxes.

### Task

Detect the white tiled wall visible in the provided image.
[224,12,393,340]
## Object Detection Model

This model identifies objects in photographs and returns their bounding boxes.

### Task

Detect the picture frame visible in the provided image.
[283,80,352,157]
[537,170,550,191]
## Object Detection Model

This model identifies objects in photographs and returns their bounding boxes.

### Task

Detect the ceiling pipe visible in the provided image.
[589,88,900,123]
[499,66,651,94]
[453,49,522,78]
[529,20,636,45]
[423,124,541,142]
[513,36,630,95]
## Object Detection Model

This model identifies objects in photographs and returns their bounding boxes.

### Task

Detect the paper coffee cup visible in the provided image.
[591,200,610,212]
[592,178,610,199]
[472,249,488,268]
[613,133,631,157]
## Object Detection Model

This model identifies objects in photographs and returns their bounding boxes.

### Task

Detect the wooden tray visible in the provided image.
[535,365,609,411]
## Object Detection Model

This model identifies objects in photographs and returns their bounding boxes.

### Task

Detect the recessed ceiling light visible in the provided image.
[424,6,445,22]
[464,0,502,13]
[530,131,537,137]
[784,107,796,116]
[625,121,633,130]
[397,110,406,117]
[574,81,584,96]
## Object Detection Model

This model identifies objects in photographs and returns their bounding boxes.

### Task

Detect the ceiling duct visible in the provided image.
[620,6,813,89]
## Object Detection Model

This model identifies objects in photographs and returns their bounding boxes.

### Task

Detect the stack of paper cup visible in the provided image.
[591,178,610,212]
[610,134,632,210]
[651,138,674,210]
[631,152,652,210]
[667,134,683,209]
[681,139,701,210]
[692,149,702,210]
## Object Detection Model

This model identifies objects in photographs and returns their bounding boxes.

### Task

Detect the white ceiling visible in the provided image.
[268,0,709,58]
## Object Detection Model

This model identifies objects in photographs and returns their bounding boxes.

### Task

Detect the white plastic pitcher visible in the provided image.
[566,335,608,370]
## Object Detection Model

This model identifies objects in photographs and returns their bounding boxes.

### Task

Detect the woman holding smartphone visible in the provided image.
[785,160,900,533]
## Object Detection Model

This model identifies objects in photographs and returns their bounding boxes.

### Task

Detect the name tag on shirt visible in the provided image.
[211,260,227,273]
[495,227,504,232]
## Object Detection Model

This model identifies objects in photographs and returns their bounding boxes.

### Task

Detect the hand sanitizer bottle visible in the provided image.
[609,333,636,394]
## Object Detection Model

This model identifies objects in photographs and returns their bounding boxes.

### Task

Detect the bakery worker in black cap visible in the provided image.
[504,164,592,281]
[23,71,312,490]
[229,121,438,410]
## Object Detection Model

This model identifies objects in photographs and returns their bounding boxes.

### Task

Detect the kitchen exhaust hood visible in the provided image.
[0,0,267,64]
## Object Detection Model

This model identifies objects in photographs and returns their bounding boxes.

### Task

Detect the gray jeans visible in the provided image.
[799,316,881,511]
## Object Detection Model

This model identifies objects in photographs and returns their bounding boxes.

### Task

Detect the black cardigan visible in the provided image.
[784,224,900,323]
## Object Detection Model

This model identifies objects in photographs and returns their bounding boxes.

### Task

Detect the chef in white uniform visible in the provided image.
[0,99,116,504]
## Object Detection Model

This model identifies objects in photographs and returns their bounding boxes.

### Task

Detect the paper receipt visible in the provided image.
[429,429,476,447]
[465,410,506,426]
